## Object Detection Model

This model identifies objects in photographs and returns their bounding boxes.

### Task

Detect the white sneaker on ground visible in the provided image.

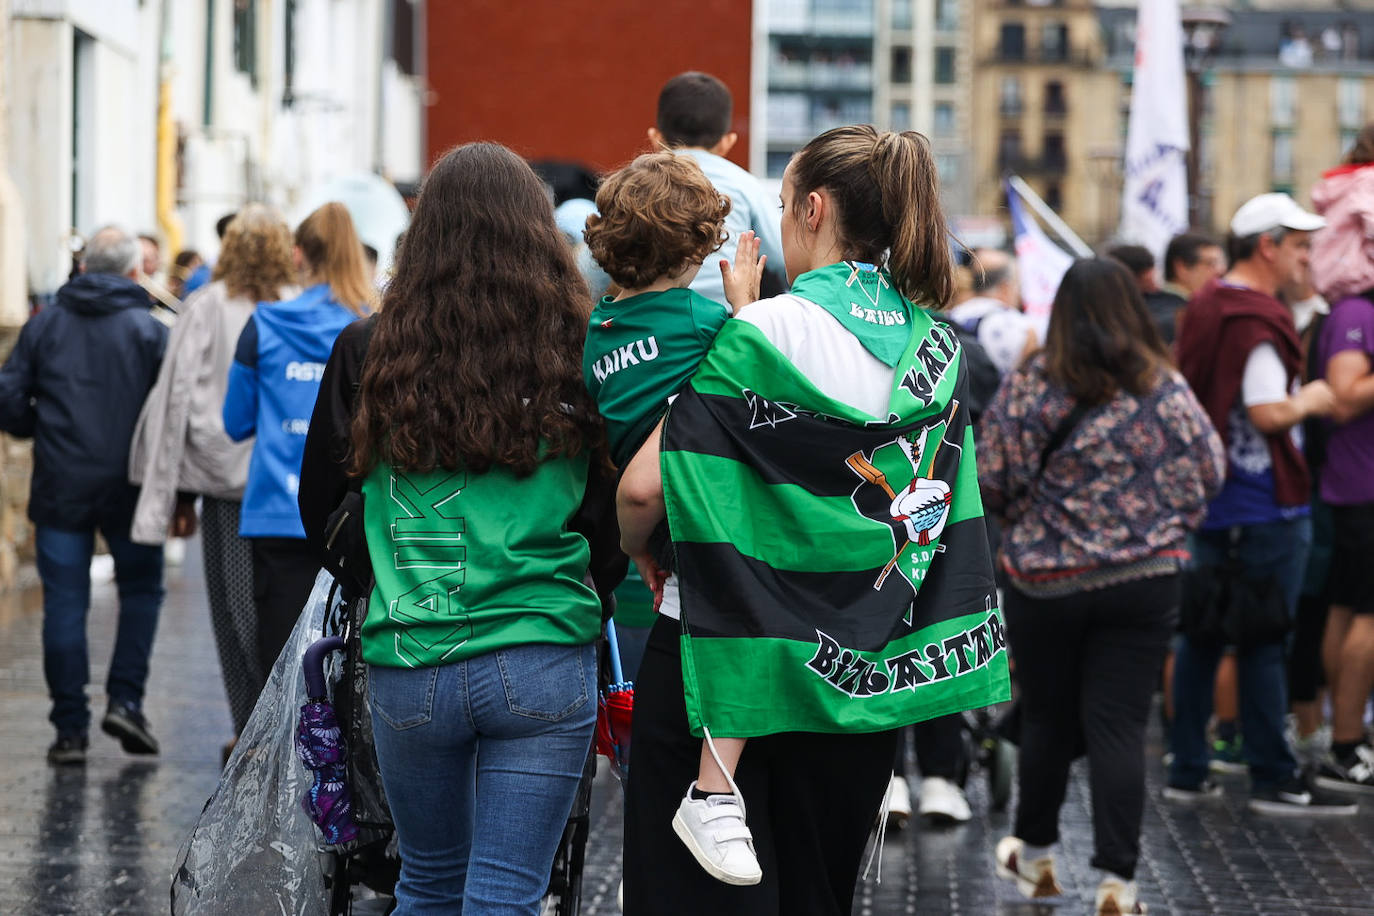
[672,782,762,886]
[919,776,971,824]
[884,774,912,830]
[994,835,1062,898]
[1096,876,1146,915]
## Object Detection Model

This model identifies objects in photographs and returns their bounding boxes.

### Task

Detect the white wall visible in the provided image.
[8,0,424,296]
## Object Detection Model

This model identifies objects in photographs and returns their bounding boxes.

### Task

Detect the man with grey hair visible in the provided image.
[0,225,169,764]
[1168,193,1351,814]
[947,248,1038,376]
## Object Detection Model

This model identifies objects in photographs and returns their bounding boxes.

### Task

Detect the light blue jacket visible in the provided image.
[678,148,786,306]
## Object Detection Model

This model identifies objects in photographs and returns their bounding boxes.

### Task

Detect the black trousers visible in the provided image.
[622,617,897,915]
[893,713,966,782]
[249,537,321,677]
[1004,574,1177,880]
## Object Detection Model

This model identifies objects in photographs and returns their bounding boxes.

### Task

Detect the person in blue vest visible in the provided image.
[223,202,374,676]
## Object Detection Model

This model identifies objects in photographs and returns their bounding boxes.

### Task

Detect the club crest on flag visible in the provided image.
[846,407,959,593]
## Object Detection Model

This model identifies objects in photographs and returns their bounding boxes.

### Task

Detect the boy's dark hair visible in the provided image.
[1163,231,1219,282]
[585,151,730,290]
[1105,243,1154,278]
[215,212,238,239]
[656,72,733,149]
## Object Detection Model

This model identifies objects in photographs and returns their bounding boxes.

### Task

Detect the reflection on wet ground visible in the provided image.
[2,538,1373,914]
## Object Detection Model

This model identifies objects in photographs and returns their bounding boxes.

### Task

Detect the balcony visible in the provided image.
[999,100,1025,118]
[997,153,1068,176]
[769,61,874,92]
[988,47,1099,67]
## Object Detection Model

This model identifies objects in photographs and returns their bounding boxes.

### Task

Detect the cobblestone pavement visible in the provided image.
[1,541,1372,914]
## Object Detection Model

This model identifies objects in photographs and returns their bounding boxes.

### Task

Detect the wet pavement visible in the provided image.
[1,538,1372,914]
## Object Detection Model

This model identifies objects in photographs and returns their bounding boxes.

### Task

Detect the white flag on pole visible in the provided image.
[1007,180,1073,337]
[1120,0,1190,262]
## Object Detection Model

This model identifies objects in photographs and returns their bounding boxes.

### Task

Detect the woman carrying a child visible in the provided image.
[607,127,1007,914]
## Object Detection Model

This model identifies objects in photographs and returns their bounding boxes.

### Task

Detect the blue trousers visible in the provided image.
[369,641,596,915]
[37,525,165,734]
[1169,517,1311,792]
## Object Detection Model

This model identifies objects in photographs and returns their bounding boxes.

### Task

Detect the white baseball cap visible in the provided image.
[1229,192,1326,237]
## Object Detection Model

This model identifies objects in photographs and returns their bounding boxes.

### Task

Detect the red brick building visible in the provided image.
[426,0,755,175]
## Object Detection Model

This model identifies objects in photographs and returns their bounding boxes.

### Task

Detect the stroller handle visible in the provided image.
[303,636,346,699]
[606,620,625,686]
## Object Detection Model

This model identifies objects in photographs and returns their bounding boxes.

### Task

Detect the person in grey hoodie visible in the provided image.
[0,226,168,765]
[128,205,298,753]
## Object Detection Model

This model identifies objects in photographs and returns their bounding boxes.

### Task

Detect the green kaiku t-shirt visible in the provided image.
[583,288,729,467]
[360,455,602,668]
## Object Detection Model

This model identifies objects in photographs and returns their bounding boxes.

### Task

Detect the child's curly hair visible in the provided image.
[585,152,731,290]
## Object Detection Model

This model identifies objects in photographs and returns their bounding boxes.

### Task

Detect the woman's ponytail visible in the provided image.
[792,126,954,309]
[295,202,377,316]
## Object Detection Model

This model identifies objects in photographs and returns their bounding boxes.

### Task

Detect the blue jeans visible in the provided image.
[1170,517,1311,792]
[369,642,596,915]
[37,525,165,734]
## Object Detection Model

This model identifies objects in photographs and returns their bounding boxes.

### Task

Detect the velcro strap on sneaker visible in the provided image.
[711,825,754,843]
[700,803,746,823]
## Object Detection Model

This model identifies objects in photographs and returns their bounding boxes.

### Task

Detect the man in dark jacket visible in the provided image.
[0,226,169,764]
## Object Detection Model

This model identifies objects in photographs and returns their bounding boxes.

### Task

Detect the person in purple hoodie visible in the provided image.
[1309,124,1374,794]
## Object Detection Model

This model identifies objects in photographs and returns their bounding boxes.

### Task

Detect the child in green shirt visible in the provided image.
[582,151,765,885]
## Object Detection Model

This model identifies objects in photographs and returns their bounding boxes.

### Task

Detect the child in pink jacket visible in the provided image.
[1311,125,1374,303]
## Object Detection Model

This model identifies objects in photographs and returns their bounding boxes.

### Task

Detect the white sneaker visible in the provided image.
[919,776,971,824]
[672,783,762,886]
[994,835,1062,898]
[1096,876,1146,914]
[884,774,912,830]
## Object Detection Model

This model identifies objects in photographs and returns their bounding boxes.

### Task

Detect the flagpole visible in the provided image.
[1007,175,1093,258]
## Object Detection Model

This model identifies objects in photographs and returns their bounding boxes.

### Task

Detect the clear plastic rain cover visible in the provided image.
[171,571,353,915]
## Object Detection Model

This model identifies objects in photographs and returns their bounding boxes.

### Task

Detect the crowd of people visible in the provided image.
[4,66,1374,915]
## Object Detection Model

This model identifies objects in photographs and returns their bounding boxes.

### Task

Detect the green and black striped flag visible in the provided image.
[663,311,1011,738]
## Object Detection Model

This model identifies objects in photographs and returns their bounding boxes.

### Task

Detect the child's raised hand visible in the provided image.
[720,230,766,313]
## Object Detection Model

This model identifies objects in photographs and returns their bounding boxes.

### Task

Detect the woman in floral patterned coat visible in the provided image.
[978,257,1224,916]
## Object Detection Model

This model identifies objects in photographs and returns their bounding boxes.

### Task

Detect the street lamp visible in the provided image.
[1180,8,1231,231]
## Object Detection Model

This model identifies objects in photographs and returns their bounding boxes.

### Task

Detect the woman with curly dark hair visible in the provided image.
[303,142,624,914]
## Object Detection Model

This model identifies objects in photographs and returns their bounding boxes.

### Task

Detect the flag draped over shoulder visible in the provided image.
[662,311,1011,739]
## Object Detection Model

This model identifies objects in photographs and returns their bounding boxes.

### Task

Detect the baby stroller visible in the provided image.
[542,620,634,916]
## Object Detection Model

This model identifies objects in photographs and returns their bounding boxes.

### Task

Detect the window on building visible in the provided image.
[1044,182,1063,211]
[1343,129,1362,156]
[935,47,956,84]
[891,102,911,131]
[1043,133,1066,171]
[937,153,960,185]
[1339,78,1364,128]
[935,0,959,31]
[934,102,955,136]
[892,46,912,84]
[1041,22,1068,62]
[892,0,912,30]
[998,129,1023,170]
[1271,77,1295,127]
[1000,76,1023,116]
[1000,23,1026,61]
[1272,131,1294,182]
[391,0,419,76]
[1044,80,1066,115]
[233,0,258,87]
